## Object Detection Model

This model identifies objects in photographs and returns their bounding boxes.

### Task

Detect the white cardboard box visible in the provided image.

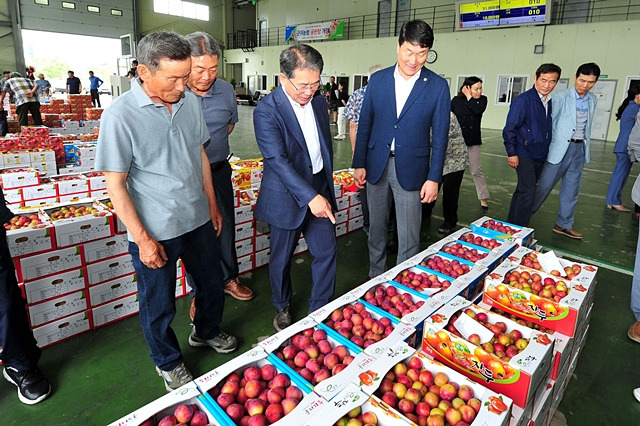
[28,290,89,327]
[32,310,92,349]
[235,237,253,257]
[23,267,87,305]
[5,222,56,258]
[16,245,84,282]
[82,233,129,264]
[91,293,140,328]
[88,274,138,307]
[86,253,135,286]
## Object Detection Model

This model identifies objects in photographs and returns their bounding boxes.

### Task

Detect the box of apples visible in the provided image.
[95,198,127,234]
[107,381,220,426]
[482,260,592,337]
[502,246,598,290]
[40,202,114,248]
[195,346,327,426]
[0,166,40,189]
[260,316,378,401]
[422,296,554,408]
[49,173,90,195]
[431,228,518,270]
[413,250,487,304]
[469,217,534,249]
[353,342,513,426]
[4,210,56,258]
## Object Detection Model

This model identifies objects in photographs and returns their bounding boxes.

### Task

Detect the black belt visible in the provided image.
[210,160,228,172]
[389,151,395,157]
[570,139,584,143]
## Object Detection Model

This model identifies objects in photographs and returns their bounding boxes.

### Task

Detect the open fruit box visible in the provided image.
[482,261,591,336]
[354,341,513,426]
[333,169,357,193]
[310,298,416,359]
[194,347,326,426]
[107,382,220,426]
[422,296,554,408]
[230,166,252,190]
[238,187,260,206]
[4,208,56,258]
[258,315,376,401]
[502,245,598,288]
[416,250,487,303]
[0,166,40,189]
[39,201,114,248]
[431,229,517,271]
[469,216,534,248]
[49,172,90,195]
[303,383,414,426]
[95,198,127,234]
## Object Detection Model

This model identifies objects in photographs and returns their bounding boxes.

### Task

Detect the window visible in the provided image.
[62,1,75,9]
[496,75,530,105]
[353,75,363,92]
[34,0,49,5]
[153,0,209,21]
[111,9,123,16]
[87,5,99,13]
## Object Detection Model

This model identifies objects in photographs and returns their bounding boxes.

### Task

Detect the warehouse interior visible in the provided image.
[1,0,640,425]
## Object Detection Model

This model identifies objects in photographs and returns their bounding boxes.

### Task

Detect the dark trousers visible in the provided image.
[16,102,42,127]
[130,221,225,371]
[424,170,465,227]
[508,157,544,226]
[0,228,42,371]
[268,172,337,313]
[358,187,369,229]
[90,89,101,108]
[211,161,238,285]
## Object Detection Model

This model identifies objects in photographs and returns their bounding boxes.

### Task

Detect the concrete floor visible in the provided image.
[2,104,639,425]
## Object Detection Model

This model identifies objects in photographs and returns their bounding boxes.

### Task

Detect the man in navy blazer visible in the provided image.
[352,20,450,278]
[254,44,337,331]
[503,63,561,227]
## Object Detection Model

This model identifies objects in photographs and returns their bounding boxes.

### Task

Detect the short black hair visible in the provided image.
[68,70,74,75]
[2,71,10,75]
[535,63,562,79]
[576,62,600,80]
[398,20,434,49]
[137,31,191,74]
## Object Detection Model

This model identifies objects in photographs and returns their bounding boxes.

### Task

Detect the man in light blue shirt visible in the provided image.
[533,62,600,239]
[88,71,103,107]
[35,74,51,96]
[95,31,237,392]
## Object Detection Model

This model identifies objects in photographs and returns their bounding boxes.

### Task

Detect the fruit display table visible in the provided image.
[109,217,596,426]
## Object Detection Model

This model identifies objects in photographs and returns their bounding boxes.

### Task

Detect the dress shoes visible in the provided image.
[607,204,631,212]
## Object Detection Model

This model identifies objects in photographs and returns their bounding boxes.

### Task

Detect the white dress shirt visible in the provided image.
[282,86,324,173]
[392,64,421,151]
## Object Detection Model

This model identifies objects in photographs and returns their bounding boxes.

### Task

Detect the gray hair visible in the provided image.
[137,31,191,74]
[279,44,323,78]
[368,64,384,78]
[185,32,221,58]
[10,72,21,78]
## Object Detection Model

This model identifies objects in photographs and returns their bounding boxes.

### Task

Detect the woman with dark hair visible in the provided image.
[605,86,640,211]
[451,76,489,210]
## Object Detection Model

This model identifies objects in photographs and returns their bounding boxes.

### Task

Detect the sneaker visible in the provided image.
[273,305,291,332]
[552,225,583,239]
[634,388,640,403]
[155,362,193,391]
[224,278,254,301]
[438,224,455,234]
[3,366,51,404]
[189,329,238,354]
[330,122,337,125]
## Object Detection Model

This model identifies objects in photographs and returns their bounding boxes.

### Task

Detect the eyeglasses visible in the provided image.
[287,76,321,93]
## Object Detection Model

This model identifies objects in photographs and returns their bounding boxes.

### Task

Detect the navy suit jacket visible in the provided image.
[253,86,337,230]
[352,65,450,191]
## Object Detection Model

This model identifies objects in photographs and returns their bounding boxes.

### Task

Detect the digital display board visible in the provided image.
[456,0,550,30]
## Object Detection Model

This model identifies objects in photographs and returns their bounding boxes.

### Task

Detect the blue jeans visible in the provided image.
[130,221,225,371]
[533,142,585,229]
[0,228,41,371]
[632,223,640,321]
[606,152,633,205]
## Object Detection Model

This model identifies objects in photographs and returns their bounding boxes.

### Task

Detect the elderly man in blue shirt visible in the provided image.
[185,31,254,310]
[532,63,600,239]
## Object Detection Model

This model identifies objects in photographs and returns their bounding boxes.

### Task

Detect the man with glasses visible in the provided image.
[254,44,337,331]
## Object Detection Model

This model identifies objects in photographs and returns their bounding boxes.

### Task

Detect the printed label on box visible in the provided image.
[23,268,87,304]
[86,253,135,286]
[17,246,84,282]
[82,233,129,264]
[28,290,89,327]
[88,274,137,307]
[32,311,91,348]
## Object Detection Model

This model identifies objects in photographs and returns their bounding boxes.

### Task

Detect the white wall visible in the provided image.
[226,19,640,141]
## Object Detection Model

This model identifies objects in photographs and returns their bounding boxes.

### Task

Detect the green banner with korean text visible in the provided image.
[285,21,344,42]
